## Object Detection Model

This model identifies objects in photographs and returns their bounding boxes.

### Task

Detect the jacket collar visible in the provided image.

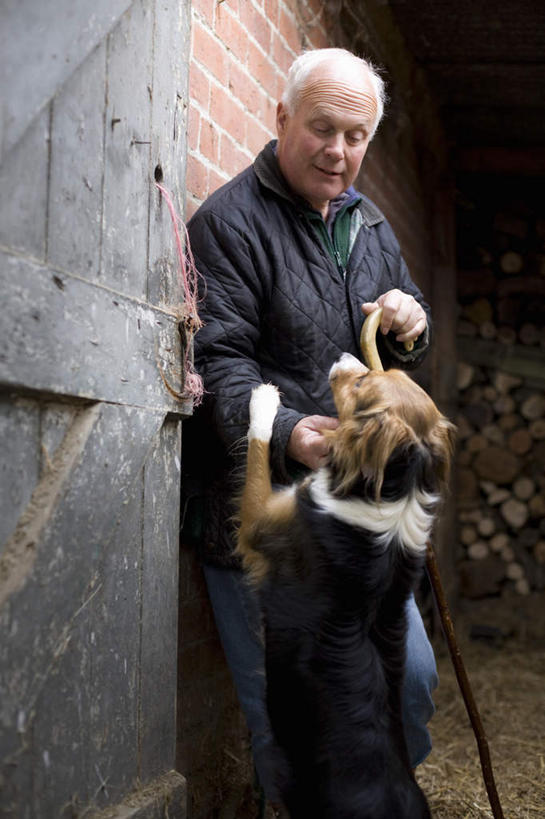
[253,140,384,227]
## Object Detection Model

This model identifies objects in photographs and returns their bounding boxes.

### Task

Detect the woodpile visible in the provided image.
[455,195,545,600]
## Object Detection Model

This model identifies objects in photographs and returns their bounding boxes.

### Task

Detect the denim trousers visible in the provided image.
[203,564,438,802]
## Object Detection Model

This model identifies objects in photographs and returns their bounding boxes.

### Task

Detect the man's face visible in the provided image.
[276,63,378,217]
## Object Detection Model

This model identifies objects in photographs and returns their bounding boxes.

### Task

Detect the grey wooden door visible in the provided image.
[0,1,191,815]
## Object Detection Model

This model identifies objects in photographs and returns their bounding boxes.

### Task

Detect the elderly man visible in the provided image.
[184,48,436,811]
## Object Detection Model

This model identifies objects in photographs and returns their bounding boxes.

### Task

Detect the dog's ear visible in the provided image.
[326,410,417,499]
[425,415,457,489]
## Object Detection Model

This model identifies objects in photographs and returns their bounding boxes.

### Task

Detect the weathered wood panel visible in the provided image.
[47,41,107,279]
[0,403,163,810]
[100,0,153,299]
[0,251,190,414]
[0,106,49,258]
[147,1,189,309]
[140,419,181,779]
[1,1,191,815]
[0,0,131,161]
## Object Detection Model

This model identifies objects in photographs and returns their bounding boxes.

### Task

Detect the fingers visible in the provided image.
[361,290,427,342]
[286,415,339,470]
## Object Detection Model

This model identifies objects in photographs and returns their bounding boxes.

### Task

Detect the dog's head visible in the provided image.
[324,353,455,500]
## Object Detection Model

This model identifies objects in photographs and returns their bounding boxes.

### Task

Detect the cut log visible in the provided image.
[490,532,510,553]
[497,412,521,431]
[457,467,479,505]
[457,362,475,390]
[499,251,523,274]
[505,562,524,580]
[467,433,488,453]
[482,424,504,445]
[501,545,515,562]
[529,493,545,518]
[513,477,535,501]
[493,394,516,415]
[458,319,478,337]
[496,325,517,345]
[488,488,511,505]
[521,394,545,420]
[529,418,545,440]
[480,321,497,340]
[493,371,522,393]
[477,517,496,537]
[515,578,531,595]
[507,428,532,455]
[500,498,528,529]
[458,557,506,598]
[468,541,489,560]
[473,446,520,484]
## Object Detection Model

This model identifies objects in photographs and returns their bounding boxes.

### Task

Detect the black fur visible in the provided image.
[252,448,434,818]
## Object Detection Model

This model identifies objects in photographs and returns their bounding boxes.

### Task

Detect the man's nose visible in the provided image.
[324,133,344,159]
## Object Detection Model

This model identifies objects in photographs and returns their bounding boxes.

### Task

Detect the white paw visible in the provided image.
[248,384,280,442]
[329,353,368,381]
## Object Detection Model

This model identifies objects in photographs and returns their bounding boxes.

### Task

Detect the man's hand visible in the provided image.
[287,415,339,470]
[361,289,427,343]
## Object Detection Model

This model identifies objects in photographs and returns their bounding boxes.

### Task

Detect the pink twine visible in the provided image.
[155,182,204,405]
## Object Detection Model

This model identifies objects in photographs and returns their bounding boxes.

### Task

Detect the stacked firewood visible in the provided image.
[455,204,545,599]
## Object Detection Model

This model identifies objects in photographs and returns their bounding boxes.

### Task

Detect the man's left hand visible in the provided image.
[361,289,427,343]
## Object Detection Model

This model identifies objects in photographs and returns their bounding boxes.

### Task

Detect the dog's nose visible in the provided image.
[329,353,369,381]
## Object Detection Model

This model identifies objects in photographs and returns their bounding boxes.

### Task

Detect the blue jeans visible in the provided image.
[203,565,438,802]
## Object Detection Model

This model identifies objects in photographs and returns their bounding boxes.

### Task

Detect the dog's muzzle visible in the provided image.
[329,353,369,382]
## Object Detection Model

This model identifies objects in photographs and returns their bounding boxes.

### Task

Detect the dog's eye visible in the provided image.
[353,376,366,389]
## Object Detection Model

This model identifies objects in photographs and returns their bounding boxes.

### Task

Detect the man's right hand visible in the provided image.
[286,415,339,470]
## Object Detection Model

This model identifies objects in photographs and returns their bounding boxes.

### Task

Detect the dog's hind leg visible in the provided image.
[237,384,280,578]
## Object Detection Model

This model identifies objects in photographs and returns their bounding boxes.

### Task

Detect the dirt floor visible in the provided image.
[417,592,545,819]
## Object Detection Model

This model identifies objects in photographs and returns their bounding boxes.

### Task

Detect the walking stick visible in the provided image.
[360,308,505,819]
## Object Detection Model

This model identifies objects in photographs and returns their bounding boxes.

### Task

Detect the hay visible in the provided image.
[417,595,545,818]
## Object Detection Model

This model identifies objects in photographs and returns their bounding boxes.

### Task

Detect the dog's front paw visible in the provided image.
[248,384,280,442]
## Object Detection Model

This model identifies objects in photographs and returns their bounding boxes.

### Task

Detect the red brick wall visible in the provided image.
[186,0,330,218]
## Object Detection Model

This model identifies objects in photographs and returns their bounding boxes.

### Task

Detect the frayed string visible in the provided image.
[155,182,204,405]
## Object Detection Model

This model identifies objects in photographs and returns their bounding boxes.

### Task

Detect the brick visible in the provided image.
[189,62,210,112]
[210,84,246,145]
[278,6,302,55]
[247,39,277,97]
[220,133,252,177]
[187,106,200,152]
[272,29,297,76]
[246,114,274,157]
[239,1,271,53]
[199,116,220,165]
[228,59,262,117]
[208,167,230,195]
[185,154,210,203]
[214,3,248,64]
[263,0,280,29]
[192,0,216,28]
[192,19,229,86]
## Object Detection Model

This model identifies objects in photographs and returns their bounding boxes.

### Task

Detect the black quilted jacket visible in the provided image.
[182,141,431,568]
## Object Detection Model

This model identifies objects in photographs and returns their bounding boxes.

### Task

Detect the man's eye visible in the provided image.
[347,132,365,144]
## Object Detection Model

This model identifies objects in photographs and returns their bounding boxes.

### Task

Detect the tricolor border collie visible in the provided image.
[237,353,455,819]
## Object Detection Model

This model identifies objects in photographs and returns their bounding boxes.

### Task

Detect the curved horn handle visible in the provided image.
[360,307,384,371]
[360,308,416,371]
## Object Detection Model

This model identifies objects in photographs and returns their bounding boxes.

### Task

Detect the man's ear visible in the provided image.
[276,101,288,136]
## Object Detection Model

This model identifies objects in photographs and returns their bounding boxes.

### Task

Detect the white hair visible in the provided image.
[281,48,387,139]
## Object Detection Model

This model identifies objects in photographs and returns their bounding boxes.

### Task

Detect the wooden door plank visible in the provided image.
[0,402,163,806]
[0,251,191,415]
[139,418,181,779]
[100,0,153,299]
[0,106,49,259]
[147,0,190,309]
[47,42,107,280]
[0,0,131,162]
[0,398,40,549]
